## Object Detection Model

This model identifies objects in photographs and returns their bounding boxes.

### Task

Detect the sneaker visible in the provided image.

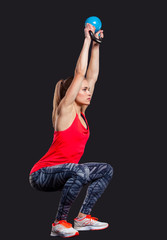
[74,215,109,231]
[50,220,79,238]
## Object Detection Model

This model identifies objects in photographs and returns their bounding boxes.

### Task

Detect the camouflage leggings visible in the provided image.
[29,162,113,220]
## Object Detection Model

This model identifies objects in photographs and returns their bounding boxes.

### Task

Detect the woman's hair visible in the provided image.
[52,76,74,128]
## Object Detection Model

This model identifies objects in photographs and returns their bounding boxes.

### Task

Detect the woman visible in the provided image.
[29,23,113,238]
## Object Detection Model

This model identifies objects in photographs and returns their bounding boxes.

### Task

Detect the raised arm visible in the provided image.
[86,30,104,95]
[63,24,93,107]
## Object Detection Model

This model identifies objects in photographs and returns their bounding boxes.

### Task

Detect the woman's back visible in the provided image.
[29,100,90,175]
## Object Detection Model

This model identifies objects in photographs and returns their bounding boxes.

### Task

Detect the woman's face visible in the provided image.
[75,79,92,105]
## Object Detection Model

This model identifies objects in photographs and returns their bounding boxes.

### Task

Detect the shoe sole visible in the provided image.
[50,231,79,238]
[74,224,109,231]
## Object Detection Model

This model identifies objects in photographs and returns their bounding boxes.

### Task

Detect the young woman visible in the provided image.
[29,23,113,238]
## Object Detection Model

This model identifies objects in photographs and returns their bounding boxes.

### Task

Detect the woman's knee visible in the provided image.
[73,165,90,184]
[105,163,114,179]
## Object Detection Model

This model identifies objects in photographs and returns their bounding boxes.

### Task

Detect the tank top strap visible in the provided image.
[81,112,89,129]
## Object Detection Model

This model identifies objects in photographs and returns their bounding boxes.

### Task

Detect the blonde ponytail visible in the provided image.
[52,76,73,128]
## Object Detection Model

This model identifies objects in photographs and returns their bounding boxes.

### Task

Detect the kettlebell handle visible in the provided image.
[89,31,102,44]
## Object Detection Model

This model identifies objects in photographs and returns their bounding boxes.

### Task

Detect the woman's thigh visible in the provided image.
[29,163,88,192]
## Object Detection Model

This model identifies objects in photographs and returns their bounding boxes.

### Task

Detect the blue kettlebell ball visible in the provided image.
[85,16,102,33]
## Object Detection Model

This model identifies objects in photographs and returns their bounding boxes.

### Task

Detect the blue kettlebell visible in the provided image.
[85,16,102,33]
[85,16,103,44]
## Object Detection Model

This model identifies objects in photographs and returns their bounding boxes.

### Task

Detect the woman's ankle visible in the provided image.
[77,212,87,219]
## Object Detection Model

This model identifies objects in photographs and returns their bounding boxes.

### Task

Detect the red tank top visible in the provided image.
[30,112,90,174]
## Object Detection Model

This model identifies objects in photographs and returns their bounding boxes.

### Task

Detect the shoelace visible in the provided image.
[57,220,72,228]
[86,215,98,221]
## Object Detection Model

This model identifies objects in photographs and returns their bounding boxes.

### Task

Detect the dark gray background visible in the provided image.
[2,0,162,239]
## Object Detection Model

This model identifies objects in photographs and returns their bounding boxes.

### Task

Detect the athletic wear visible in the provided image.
[29,162,113,220]
[50,220,79,237]
[30,112,90,174]
[29,111,114,228]
[74,215,109,231]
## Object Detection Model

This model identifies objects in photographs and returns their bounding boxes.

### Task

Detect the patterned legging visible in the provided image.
[29,162,113,221]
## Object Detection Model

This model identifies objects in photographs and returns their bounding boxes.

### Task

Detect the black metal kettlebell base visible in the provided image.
[89,31,102,44]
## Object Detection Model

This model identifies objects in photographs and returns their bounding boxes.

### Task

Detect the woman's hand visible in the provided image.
[84,23,95,40]
[92,29,104,46]
[95,30,104,39]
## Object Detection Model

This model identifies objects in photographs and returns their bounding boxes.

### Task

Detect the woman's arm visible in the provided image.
[80,30,104,114]
[86,43,100,82]
[74,39,91,76]
[63,24,93,107]
[85,30,104,96]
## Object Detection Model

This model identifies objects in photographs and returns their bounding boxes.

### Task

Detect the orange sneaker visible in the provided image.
[50,220,79,238]
[74,215,109,231]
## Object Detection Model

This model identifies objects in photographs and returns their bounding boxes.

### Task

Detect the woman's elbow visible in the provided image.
[74,69,85,78]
